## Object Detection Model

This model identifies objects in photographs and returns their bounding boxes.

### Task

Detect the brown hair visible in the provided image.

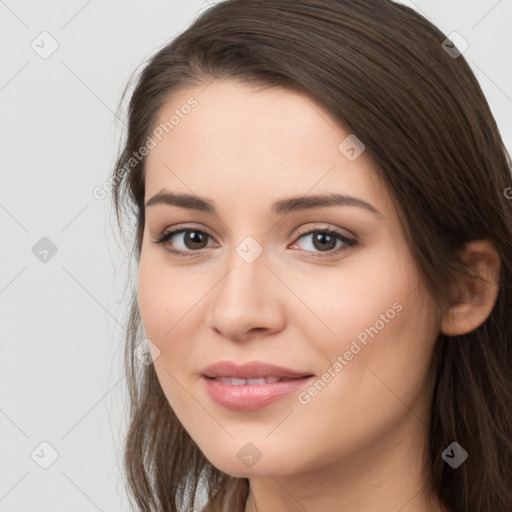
[111,1,512,510]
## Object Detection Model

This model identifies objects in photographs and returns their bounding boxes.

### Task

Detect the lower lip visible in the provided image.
[202,376,314,411]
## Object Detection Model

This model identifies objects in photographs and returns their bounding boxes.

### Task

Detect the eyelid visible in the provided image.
[156,222,354,241]
[157,223,218,242]
[293,222,356,241]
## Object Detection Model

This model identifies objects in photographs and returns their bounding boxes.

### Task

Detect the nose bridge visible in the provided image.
[217,238,268,308]
[206,236,284,339]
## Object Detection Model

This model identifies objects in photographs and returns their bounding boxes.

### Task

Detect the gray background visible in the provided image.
[1,1,511,510]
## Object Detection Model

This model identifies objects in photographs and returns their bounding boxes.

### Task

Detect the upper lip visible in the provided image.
[201,361,314,380]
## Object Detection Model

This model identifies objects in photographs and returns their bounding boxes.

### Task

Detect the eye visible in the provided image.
[290,225,357,258]
[152,224,357,258]
[153,227,216,257]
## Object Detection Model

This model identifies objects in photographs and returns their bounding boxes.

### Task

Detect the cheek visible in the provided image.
[137,259,167,338]
[287,249,416,348]
[284,279,439,470]
[291,249,439,414]
[137,252,202,340]
[136,252,217,400]
[136,258,200,416]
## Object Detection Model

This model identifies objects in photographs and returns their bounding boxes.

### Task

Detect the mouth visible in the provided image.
[201,373,315,411]
[204,376,310,385]
[199,360,315,411]
[200,360,314,380]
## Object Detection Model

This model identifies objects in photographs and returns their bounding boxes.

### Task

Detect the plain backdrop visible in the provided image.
[1,1,511,510]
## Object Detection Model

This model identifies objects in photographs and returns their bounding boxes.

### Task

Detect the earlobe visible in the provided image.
[441,239,501,337]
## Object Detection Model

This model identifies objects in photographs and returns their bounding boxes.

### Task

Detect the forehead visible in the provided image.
[144,79,390,216]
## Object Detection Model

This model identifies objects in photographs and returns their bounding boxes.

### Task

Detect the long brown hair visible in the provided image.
[111,1,512,510]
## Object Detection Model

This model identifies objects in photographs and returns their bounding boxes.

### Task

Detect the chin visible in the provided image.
[199,441,302,478]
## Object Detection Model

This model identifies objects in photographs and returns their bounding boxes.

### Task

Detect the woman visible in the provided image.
[111,1,512,510]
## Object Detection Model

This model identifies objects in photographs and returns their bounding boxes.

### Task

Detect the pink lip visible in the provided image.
[200,360,313,379]
[202,376,315,411]
[200,360,315,411]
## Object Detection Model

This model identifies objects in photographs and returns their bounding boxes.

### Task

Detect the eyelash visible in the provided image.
[153,224,357,259]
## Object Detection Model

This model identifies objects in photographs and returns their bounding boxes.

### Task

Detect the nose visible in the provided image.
[205,247,286,343]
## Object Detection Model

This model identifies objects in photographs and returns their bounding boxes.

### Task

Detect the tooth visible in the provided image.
[246,378,267,385]
[217,377,235,384]
[213,376,282,385]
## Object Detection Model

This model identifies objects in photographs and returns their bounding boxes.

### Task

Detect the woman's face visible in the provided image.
[138,79,442,478]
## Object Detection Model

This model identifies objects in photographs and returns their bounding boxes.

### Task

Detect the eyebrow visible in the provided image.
[145,190,383,218]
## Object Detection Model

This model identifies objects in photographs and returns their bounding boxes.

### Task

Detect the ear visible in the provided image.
[441,239,501,336]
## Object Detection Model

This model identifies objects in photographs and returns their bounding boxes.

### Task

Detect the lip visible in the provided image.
[200,360,315,411]
[200,360,313,380]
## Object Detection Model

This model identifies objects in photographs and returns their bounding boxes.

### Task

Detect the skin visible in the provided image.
[137,79,500,512]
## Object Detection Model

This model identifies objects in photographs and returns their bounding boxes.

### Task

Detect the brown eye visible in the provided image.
[292,228,356,257]
[180,230,209,250]
[154,228,214,256]
[309,231,338,252]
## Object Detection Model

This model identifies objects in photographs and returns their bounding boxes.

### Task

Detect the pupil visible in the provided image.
[313,232,336,251]
[186,231,207,249]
